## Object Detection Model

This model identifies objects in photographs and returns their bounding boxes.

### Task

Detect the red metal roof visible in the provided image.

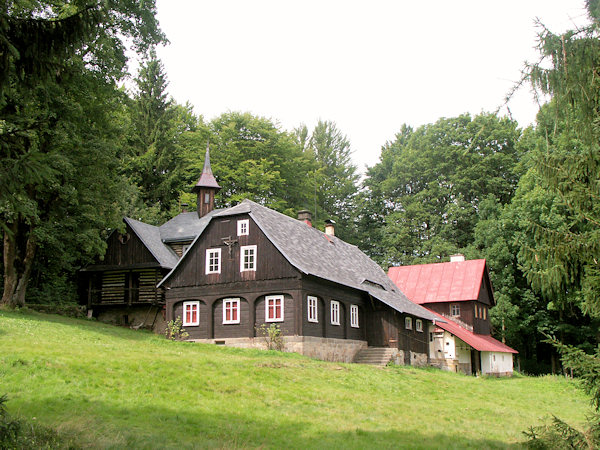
[431,310,518,353]
[387,259,487,304]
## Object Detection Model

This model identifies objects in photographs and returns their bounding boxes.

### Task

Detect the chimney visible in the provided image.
[181,203,189,213]
[324,219,336,236]
[297,210,312,227]
[450,254,465,263]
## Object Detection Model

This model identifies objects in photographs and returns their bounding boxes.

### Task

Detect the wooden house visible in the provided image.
[80,146,440,364]
[387,256,518,376]
[158,199,440,364]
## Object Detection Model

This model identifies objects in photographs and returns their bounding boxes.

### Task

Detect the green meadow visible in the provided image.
[0,309,588,449]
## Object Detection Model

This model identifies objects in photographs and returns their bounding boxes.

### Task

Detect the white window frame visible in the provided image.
[451,304,460,316]
[265,295,284,322]
[205,248,221,274]
[182,301,200,326]
[223,298,240,324]
[405,316,412,330]
[350,304,359,328]
[307,295,318,323]
[237,219,249,236]
[240,245,257,272]
[415,319,423,332]
[330,300,340,326]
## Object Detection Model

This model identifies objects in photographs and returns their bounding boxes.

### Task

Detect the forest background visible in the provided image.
[1,0,600,378]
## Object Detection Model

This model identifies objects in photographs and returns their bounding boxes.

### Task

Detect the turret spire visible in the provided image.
[192,141,221,217]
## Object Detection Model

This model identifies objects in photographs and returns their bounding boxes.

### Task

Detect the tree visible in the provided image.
[124,50,193,221]
[1,1,164,307]
[361,113,522,266]
[180,112,315,217]
[294,120,360,243]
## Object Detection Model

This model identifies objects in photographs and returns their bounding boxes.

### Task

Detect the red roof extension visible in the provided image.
[432,310,518,353]
[387,259,487,304]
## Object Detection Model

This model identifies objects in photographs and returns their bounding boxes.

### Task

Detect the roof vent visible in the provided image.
[324,219,335,236]
[297,210,312,227]
[450,254,465,263]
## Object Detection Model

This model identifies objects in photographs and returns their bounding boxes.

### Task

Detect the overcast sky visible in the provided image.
[154,1,589,173]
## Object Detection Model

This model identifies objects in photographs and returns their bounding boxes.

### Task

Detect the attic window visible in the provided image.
[237,219,249,236]
[361,279,385,290]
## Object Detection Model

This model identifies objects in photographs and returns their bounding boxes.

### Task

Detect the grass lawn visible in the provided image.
[0,309,589,449]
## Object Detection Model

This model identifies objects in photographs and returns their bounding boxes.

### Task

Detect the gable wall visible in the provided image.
[166,214,299,288]
[102,224,157,267]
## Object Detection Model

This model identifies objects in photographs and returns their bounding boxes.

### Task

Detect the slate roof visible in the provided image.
[160,199,440,321]
[124,217,179,269]
[159,210,220,243]
[430,310,518,353]
[387,259,488,304]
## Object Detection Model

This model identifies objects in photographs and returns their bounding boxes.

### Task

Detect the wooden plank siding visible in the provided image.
[300,276,367,342]
[166,214,299,288]
[102,224,158,267]
[91,269,165,306]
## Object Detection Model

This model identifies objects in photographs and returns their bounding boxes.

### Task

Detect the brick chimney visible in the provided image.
[324,219,336,236]
[297,210,312,227]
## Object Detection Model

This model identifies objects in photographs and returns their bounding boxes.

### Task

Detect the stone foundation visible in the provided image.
[410,351,428,367]
[92,305,165,333]
[190,336,368,363]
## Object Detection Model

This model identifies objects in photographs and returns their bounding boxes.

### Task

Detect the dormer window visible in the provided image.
[237,219,249,236]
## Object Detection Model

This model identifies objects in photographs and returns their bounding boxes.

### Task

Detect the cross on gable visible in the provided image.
[221,235,238,257]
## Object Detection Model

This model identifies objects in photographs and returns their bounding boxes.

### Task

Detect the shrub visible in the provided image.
[255,323,284,351]
[165,316,189,341]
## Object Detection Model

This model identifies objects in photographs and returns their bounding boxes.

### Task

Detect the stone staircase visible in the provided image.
[354,347,396,366]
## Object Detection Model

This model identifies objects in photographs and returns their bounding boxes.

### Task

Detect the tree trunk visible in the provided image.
[1,221,36,308]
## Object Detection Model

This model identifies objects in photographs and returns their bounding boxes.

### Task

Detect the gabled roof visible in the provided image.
[124,218,179,269]
[387,259,488,304]
[159,199,439,322]
[430,310,517,354]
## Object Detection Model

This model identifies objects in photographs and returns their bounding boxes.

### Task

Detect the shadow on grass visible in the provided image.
[15,396,522,449]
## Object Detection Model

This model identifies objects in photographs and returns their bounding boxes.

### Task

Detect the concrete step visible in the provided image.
[354,347,396,366]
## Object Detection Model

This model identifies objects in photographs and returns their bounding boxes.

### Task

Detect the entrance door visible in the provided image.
[367,311,398,347]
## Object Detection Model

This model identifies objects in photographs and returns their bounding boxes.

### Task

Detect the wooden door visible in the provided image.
[367,311,398,347]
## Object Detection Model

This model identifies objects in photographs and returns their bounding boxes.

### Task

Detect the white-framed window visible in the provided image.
[451,304,460,316]
[206,248,221,274]
[405,316,412,330]
[307,295,318,323]
[237,219,249,236]
[330,300,340,325]
[183,301,200,326]
[415,319,423,332]
[182,243,191,255]
[240,245,257,272]
[265,295,284,322]
[350,304,359,328]
[204,193,210,204]
[223,298,240,324]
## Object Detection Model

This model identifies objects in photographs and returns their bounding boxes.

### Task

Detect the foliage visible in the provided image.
[525,414,600,449]
[124,50,195,221]
[0,0,164,307]
[165,316,189,341]
[181,112,315,217]
[361,113,522,266]
[293,120,360,242]
[255,323,284,351]
[0,310,589,448]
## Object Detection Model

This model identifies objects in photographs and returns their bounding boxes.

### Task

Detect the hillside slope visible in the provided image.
[0,310,588,449]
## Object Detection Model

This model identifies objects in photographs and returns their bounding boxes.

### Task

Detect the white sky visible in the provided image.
[155,1,589,173]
